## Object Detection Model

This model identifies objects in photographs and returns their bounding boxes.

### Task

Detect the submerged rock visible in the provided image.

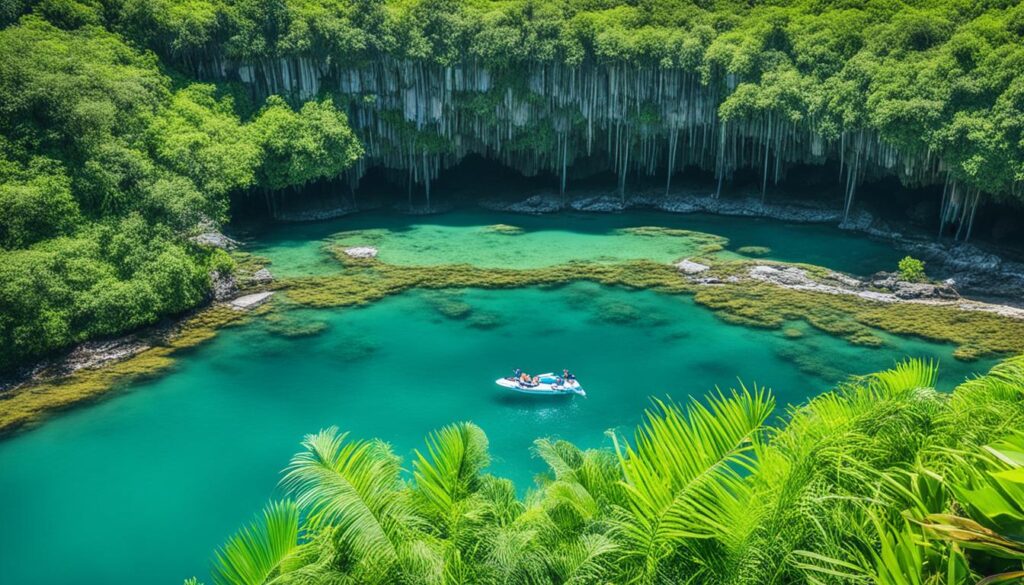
[250,268,274,285]
[676,259,710,274]
[230,292,274,310]
[483,224,525,235]
[343,246,379,259]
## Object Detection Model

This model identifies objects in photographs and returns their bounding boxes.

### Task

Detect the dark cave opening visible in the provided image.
[229,153,1024,251]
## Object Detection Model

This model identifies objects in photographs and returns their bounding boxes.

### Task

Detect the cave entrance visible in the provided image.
[228,153,1024,252]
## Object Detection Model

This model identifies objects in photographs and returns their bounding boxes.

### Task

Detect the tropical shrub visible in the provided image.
[898,255,927,282]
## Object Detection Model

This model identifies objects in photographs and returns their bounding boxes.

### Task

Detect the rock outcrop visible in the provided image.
[343,246,379,259]
[676,259,710,275]
[229,292,275,310]
[868,271,960,300]
[209,270,238,301]
[249,268,274,286]
[192,231,239,250]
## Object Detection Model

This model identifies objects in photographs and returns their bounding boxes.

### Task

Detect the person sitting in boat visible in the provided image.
[563,369,576,382]
[513,368,522,380]
[519,371,533,385]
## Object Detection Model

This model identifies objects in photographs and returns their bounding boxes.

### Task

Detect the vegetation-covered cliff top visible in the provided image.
[2,0,1024,371]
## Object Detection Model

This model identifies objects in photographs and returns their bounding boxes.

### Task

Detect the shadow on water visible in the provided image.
[490,391,577,408]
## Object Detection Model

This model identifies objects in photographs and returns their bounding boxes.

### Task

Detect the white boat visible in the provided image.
[496,372,586,397]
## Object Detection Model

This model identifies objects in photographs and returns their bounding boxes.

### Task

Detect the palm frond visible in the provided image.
[862,358,938,397]
[549,533,619,585]
[211,500,300,585]
[412,422,490,525]
[535,438,623,530]
[610,384,774,580]
[280,427,415,572]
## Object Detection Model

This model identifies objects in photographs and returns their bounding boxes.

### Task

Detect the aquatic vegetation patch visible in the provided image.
[330,337,380,363]
[590,298,672,328]
[261,313,330,338]
[422,291,474,320]
[0,306,248,436]
[281,257,1024,362]
[692,280,1024,359]
[592,301,646,325]
[617,226,728,255]
[328,229,388,247]
[772,340,847,383]
[9,253,1024,438]
[737,246,772,256]
[466,310,506,330]
[282,259,690,310]
[482,224,525,235]
[782,327,805,339]
[230,251,272,284]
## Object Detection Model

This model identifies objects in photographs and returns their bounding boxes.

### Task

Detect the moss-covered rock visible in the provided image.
[483,224,525,235]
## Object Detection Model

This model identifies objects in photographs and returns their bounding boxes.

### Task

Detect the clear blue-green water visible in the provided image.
[243,210,905,277]
[0,211,993,584]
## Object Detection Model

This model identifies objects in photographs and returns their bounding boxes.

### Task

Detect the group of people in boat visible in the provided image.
[512,368,576,388]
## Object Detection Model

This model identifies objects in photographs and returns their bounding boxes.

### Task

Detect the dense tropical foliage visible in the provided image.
[194,357,1024,584]
[3,1,1024,367]
[0,14,361,370]
[97,0,1024,205]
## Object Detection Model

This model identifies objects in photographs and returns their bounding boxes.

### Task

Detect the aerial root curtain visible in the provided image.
[218,57,996,237]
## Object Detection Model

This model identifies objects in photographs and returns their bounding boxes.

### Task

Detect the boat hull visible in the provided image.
[496,374,585,397]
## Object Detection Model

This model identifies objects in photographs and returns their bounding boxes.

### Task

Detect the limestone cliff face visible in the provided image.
[205,57,980,232]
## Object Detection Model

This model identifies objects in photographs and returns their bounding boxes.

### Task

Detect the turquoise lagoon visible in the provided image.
[0,211,993,585]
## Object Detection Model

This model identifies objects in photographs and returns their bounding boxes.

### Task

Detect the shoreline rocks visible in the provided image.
[191,231,239,250]
[868,271,960,300]
[481,189,1023,301]
[229,291,275,310]
[0,331,163,396]
[275,205,358,222]
[680,260,1024,319]
[210,270,238,301]
[1,288,277,395]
